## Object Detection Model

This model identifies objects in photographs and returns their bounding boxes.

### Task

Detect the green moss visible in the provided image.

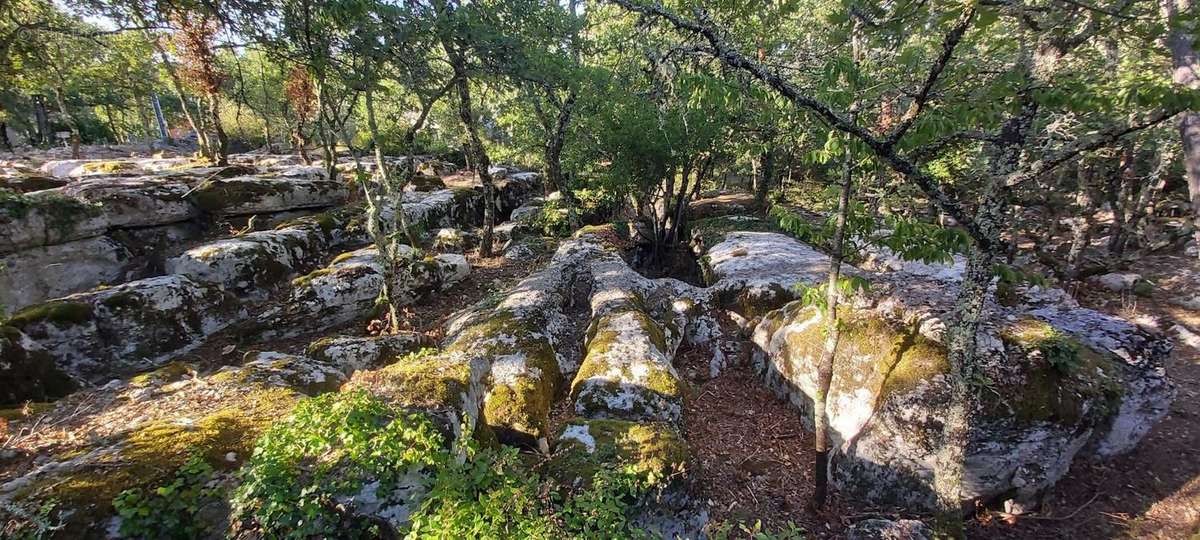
[13,388,299,534]
[100,291,142,310]
[290,267,333,288]
[778,305,949,402]
[1132,279,1155,297]
[129,361,196,388]
[81,161,134,174]
[998,319,1125,424]
[548,419,688,488]
[348,354,473,411]
[6,300,94,328]
[329,250,360,265]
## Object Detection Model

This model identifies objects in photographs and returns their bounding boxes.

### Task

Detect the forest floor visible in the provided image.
[970,252,1200,539]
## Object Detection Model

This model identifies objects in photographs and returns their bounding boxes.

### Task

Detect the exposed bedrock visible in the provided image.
[3,275,246,385]
[0,345,363,537]
[437,237,599,451]
[694,222,1178,512]
[0,326,76,405]
[167,225,330,296]
[188,174,349,216]
[255,246,469,339]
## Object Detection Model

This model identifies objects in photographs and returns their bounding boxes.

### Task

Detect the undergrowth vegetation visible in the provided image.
[108,390,673,539]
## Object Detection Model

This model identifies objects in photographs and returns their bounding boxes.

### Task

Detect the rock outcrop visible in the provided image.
[693,223,1178,512]
[5,275,246,384]
[257,247,469,339]
[189,174,349,216]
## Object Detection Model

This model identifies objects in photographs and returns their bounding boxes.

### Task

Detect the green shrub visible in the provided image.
[232,391,446,539]
[111,455,220,540]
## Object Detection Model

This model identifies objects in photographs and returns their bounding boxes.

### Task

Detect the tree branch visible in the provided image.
[884,7,976,146]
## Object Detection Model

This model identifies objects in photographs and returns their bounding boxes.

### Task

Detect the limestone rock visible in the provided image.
[306,332,434,375]
[189,175,349,216]
[405,173,446,192]
[0,236,133,316]
[750,261,1174,512]
[846,519,933,540]
[259,247,468,339]
[6,275,247,384]
[167,226,328,296]
[1092,272,1142,292]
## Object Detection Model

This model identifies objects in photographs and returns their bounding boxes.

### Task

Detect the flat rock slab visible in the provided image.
[189,175,349,216]
[1,177,200,253]
[4,275,246,384]
[0,236,133,316]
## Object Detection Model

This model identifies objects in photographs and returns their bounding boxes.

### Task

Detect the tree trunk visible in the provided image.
[1163,0,1200,257]
[1066,160,1098,282]
[206,93,229,166]
[755,147,775,206]
[143,24,209,158]
[446,49,497,257]
[813,143,853,509]
[366,86,419,248]
[0,121,10,151]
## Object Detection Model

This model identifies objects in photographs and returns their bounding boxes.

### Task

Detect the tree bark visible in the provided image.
[1066,160,1098,282]
[206,93,229,166]
[813,142,853,509]
[446,48,497,257]
[1162,0,1200,257]
[755,147,775,206]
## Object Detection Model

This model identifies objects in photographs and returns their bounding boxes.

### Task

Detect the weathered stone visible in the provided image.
[0,174,67,193]
[167,226,328,296]
[257,247,468,339]
[306,332,434,375]
[211,351,347,395]
[0,236,133,316]
[1092,272,1142,293]
[6,275,246,384]
[0,346,338,537]
[344,351,490,443]
[749,247,1174,512]
[438,238,601,450]
[0,326,76,405]
[405,173,447,192]
[846,519,933,540]
[189,175,348,215]
[548,418,688,486]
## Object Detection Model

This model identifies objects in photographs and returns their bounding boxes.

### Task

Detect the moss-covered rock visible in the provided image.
[257,247,467,340]
[0,326,76,406]
[211,352,347,395]
[305,332,434,375]
[8,275,246,384]
[166,226,327,296]
[753,298,1171,513]
[189,175,349,216]
[571,305,685,425]
[548,418,688,488]
[0,236,134,317]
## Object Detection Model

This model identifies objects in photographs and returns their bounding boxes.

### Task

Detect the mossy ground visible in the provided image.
[9,387,300,535]
[5,300,94,328]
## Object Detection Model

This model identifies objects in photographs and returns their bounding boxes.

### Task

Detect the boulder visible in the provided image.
[748,247,1174,512]
[1092,272,1142,293]
[189,175,349,215]
[438,238,601,450]
[1,177,201,253]
[405,173,447,192]
[0,347,346,537]
[570,251,690,426]
[258,247,468,339]
[5,275,247,384]
[306,332,434,375]
[0,236,133,316]
[167,226,328,296]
